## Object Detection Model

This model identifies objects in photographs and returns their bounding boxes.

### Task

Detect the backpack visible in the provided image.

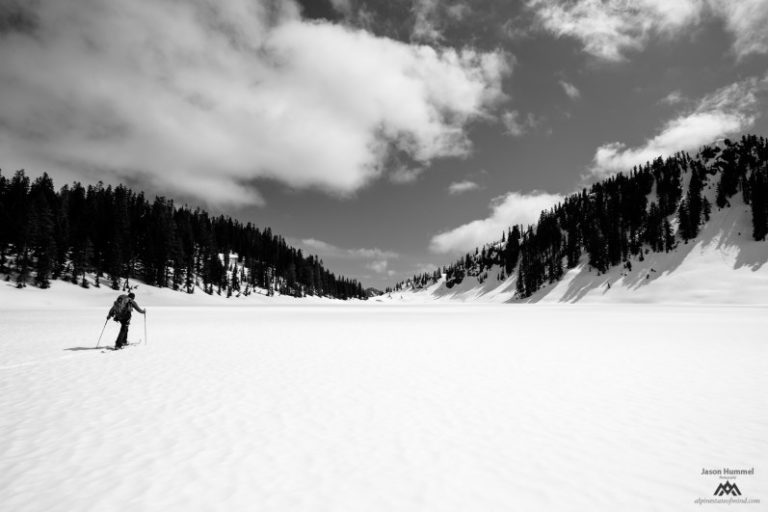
[109,294,131,322]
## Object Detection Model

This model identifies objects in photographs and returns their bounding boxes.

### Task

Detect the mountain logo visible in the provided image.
[714,481,742,496]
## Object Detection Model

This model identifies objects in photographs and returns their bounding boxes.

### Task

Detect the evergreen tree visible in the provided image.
[751,166,768,241]
[677,199,692,242]
[663,218,676,252]
[0,171,9,272]
[685,167,704,239]
[503,226,520,275]
[7,171,31,287]
[28,174,57,288]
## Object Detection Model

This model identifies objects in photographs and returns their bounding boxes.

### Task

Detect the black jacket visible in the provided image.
[108,296,145,322]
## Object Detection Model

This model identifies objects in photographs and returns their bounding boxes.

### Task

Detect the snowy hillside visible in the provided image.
[387,141,768,305]
[387,198,768,304]
[0,172,367,300]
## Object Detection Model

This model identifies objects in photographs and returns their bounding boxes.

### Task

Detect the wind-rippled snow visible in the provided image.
[1,305,767,511]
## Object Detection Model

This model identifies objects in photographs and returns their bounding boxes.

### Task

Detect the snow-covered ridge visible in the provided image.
[386,157,768,305]
[386,201,768,304]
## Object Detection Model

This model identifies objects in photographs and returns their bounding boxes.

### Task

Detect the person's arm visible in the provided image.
[132,301,146,315]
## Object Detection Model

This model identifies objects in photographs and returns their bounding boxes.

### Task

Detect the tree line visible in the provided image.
[390,135,768,297]
[0,172,366,299]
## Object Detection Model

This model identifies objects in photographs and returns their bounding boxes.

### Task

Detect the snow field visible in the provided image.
[1,305,767,511]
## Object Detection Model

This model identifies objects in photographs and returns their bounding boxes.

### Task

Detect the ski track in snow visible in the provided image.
[1,305,767,511]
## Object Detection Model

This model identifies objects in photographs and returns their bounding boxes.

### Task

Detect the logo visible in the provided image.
[714,481,742,497]
[695,466,760,505]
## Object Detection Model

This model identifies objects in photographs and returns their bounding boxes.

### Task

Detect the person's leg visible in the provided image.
[113,323,123,349]
[115,321,129,349]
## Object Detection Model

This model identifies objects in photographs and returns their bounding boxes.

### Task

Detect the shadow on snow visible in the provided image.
[523,204,767,303]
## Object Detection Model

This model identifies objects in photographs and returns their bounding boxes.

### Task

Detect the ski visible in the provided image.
[101,341,142,353]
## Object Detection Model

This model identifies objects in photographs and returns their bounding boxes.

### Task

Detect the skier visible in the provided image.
[107,292,146,349]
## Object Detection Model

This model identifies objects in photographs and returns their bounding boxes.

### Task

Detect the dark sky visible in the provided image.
[1,0,767,288]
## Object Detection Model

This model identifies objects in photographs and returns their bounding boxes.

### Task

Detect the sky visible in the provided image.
[1,0,768,289]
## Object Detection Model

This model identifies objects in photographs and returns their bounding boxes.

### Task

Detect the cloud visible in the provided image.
[411,0,473,43]
[448,180,480,195]
[430,190,564,253]
[446,3,471,21]
[366,260,390,274]
[412,0,442,42]
[0,1,38,35]
[389,166,425,184]
[302,238,398,277]
[527,0,768,61]
[0,0,509,206]
[559,80,581,100]
[328,0,353,16]
[712,0,768,58]
[592,75,767,177]
[501,110,540,137]
[501,110,538,137]
[502,111,525,137]
[300,238,338,254]
[413,262,439,275]
[300,239,399,260]
[527,0,699,61]
[660,90,685,105]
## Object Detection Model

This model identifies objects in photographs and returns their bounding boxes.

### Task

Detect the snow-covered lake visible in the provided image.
[2,305,767,511]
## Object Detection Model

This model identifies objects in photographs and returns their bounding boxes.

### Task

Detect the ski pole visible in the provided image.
[96,319,108,348]
[144,311,148,345]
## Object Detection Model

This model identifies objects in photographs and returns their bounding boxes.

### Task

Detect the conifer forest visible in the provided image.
[0,172,366,299]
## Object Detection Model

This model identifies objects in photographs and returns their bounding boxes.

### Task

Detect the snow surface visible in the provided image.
[0,278,347,310]
[2,300,767,511]
[388,192,768,305]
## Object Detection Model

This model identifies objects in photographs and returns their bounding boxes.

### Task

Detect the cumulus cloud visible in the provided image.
[0,0,509,206]
[591,75,767,177]
[527,0,768,61]
[448,180,480,195]
[559,80,581,99]
[430,190,564,253]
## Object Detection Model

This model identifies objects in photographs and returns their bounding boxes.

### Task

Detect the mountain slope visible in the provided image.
[386,136,768,304]
[386,198,767,304]
[0,171,366,300]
